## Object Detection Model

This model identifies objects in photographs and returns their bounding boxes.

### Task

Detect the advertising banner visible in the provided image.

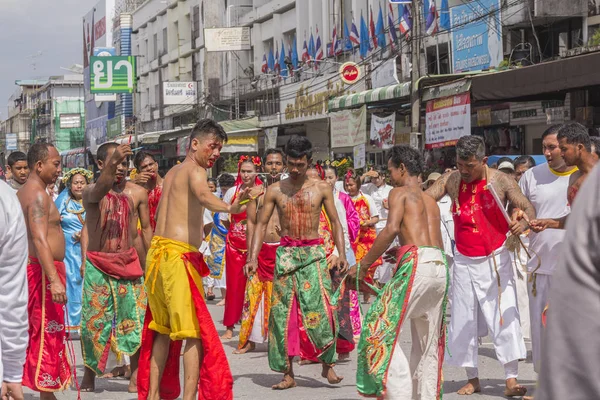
[353,143,366,169]
[330,106,367,148]
[90,56,136,93]
[451,0,503,72]
[370,113,396,149]
[264,127,278,149]
[426,93,471,149]
[204,27,251,51]
[163,82,198,105]
[6,134,17,151]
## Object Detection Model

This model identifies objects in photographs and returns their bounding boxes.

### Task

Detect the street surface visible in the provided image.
[24,296,536,399]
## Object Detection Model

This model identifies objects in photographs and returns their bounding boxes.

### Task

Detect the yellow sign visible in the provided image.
[477,107,492,127]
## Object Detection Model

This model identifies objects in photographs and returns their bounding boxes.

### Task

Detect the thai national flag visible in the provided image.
[315,27,324,64]
[370,6,378,49]
[274,44,280,74]
[426,0,439,36]
[350,18,360,46]
[388,3,398,48]
[399,4,412,38]
[331,23,338,57]
[261,53,268,73]
[302,37,310,64]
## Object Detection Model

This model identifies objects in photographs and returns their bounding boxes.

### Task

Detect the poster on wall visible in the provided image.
[425,93,471,149]
[353,143,366,169]
[370,113,396,149]
[264,127,278,149]
[330,106,367,148]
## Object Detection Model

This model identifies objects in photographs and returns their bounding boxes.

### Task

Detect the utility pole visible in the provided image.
[410,0,422,150]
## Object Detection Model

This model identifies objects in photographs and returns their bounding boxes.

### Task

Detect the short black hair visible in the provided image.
[557,122,591,152]
[388,145,423,177]
[590,136,600,158]
[456,135,486,160]
[496,156,514,166]
[217,173,235,189]
[207,177,217,186]
[514,155,536,169]
[285,136,312,161]
[96,142,118,163]
[134,150,156,170]
[7,151,27,167]
[27,143,54,169]
[542,124,563,140]
[264,148,285,164]
[189,119,228,149]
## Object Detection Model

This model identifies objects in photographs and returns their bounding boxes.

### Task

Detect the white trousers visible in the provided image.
[249,296,267,344]
[510,247,531,340]
[203,273,227,290]
[385,248,448,400]
[528,273,551,373]
[446,246,526,372]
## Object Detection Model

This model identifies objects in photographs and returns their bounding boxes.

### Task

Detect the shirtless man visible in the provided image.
[17,143,70,399]
[530,122,597,231]
[139,119,251,400]
[245,135,348,390]
[426,135,534,397]
[133,151,163,232]
[80,143,149,392]
[347,145,447,399]
[234,149,285,354]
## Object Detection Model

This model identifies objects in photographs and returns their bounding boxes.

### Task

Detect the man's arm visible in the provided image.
[136,188,153,251]
[321,182,347,266]
[80,221,88,277]
[84,144,132,204]
[28,192,66,304]
[247,186,277,265]
[425,171,451,201]
[245,196,259,261]
[190,167,250,215]
[499,173,536,234]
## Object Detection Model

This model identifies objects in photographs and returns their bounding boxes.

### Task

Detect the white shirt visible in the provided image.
[361,183,393,231]
[519,164,575,275]
[333,191,352,255]
[0,181,29,382]
[438,194,455,258]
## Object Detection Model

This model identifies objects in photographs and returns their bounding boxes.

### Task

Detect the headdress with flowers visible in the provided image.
[62,168,94,185]
[235,155,263,187]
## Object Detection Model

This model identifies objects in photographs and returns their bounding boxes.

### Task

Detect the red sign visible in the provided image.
[339,62,361,85]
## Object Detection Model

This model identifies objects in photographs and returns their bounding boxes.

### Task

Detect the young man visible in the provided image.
[133,151,163,232]
[235,148,285,354]
[6,151,29,191]
[17,143,70,399]
[513,155,536,182]
[80,142,149,393]
[245,136,348,390]
[138,119,250,400]
[426,135,535,397]
[348,145,448,399]
[518,124,578,379]
[0,180,29,400]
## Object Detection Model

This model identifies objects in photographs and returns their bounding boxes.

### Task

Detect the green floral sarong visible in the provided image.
[268,243,338,372]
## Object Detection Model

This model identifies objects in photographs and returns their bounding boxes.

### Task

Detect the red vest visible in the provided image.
[453,178,508,257]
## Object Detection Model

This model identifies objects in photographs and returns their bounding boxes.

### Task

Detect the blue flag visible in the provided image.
[343,19,353,51]
[291,35,299,69]
[308,32,316,61]
[267,47,275,71]
[376,4,386,50]
[360,13,369,59]
[439,0,450,30]
[279,41,288,77]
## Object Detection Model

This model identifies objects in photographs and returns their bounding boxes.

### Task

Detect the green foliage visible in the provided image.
[222,155,239,173]
[589,29,600,47]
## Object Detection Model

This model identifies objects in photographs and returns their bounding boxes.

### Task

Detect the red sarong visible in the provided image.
[23,258,71,392]
[137,251,233,400]
[257,241,278,282]
[223,233,248,327]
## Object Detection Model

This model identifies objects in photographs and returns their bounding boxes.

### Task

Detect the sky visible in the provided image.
[0,0,96,117]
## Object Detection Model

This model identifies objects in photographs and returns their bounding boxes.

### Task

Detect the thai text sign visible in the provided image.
[90,56,136,93]
[370,113,396,149]
[163,82,197,105]
[330,106,367,148]
[205,28,251,51]
[451,0,503,72]
[426,94,471,149]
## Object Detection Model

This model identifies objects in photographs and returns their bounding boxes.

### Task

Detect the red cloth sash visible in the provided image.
[280,236,323,247]
[86,247,143,280]
[257,242,279,282]
[23,258,71,392]
[137,251,233,400]
[453,179,509,257]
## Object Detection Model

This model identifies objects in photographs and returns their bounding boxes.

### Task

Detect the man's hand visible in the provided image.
[347,264,358,280]
[509,219,527,236]
[334,257,349,274]
[244,260,258,277]
[327,255,339,271]
[383,246,399,265]
[529,219,553,233]
[49,278,67,304]
[80,263,85,278]
[2,381,24,400]
[110,144,133,165]
[133,171,154,185]
[72,231,82,243]
[362,170,378,180]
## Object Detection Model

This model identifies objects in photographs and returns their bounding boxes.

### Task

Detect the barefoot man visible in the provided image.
[245,136,348,390]
[137,119,251,400]
[426,135,535,397]
[80,143,148,392]
[235,149,285,354]
[348,145,449,399]
[17,143,71,399]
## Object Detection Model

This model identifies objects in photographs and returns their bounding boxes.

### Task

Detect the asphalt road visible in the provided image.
[24,296,536,399]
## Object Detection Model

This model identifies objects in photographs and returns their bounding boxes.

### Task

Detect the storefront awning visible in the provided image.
[470,51,600,102]
[328,82,411,112]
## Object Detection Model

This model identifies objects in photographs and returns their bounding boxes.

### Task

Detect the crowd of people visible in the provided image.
[0,119,598,400]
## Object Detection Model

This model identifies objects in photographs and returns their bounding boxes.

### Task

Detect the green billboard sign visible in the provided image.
[90,56,136,93]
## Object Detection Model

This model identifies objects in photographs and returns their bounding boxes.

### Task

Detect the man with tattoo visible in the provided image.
[426,135,535,397]
[245,136,348,390]
[235,148,285,355]
[137,119,250,400]
[80,143,149,393]
[348,145,449,399]
[17,143,70,399]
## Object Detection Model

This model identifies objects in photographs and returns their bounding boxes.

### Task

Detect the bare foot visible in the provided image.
[505,378,527,397]
[216,299,225,306]
[297,358,318,366]
[80,367,96,392]
[338,352,350,361]
[523,397,534,400]
[40,393,57,400]
[124,364,132,379]
[220,328,234,340]
[233,342,256,354]
[128,368,138,393]
[100,365,125,379]
[321,365,343,384]
[272,374,297,390]
[457,378,481,395]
